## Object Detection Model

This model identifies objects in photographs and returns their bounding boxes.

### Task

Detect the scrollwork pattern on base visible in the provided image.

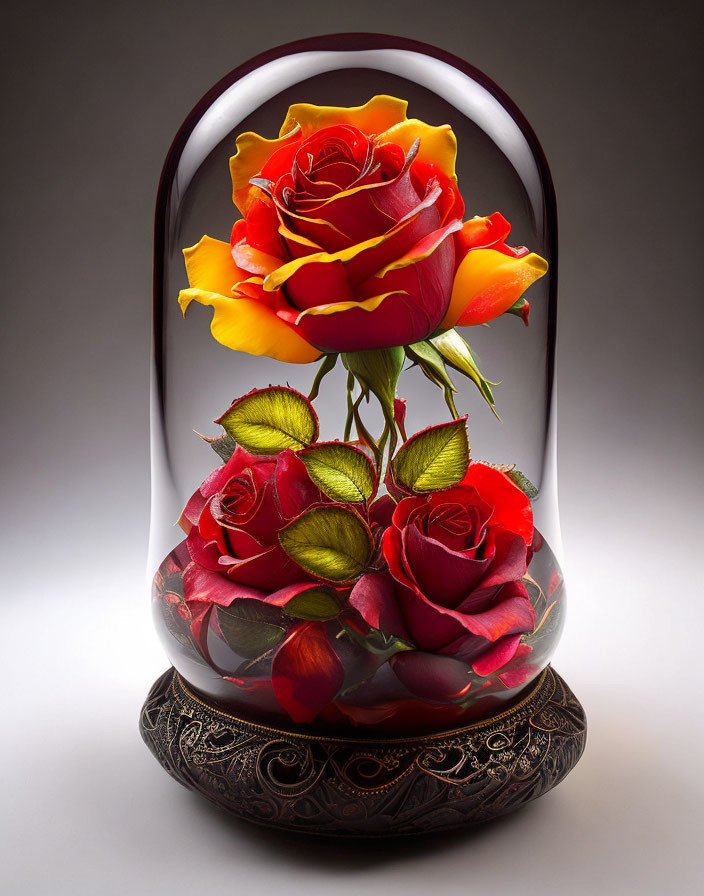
[139,666,586,836]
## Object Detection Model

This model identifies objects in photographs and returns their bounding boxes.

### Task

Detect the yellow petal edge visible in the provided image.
[179,237,320,363]
[279,95,408,138]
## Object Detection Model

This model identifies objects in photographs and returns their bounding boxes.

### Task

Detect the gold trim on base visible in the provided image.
[140,665,586,836]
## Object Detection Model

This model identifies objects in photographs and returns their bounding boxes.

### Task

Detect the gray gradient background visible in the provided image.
[2,1,702,894]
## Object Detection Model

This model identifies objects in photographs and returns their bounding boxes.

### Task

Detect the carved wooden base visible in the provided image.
[140,666,586,836]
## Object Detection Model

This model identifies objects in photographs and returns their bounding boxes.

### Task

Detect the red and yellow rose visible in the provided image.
[179,95,548,361]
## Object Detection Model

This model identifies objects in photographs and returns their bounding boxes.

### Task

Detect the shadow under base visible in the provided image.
[140,665,586,836]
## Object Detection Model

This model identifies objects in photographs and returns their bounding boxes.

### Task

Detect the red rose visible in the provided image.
[350,463,536,702]
[180,446,325,646]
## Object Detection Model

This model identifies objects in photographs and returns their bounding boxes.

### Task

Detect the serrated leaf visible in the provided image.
[279,505,373,583]
[216,386,319,455]
[298,442,376,503]
[507,468,539,499]
[392,417,469,493]
[431,329,498,414]
[215,600,286,660]
[283,587,343,621]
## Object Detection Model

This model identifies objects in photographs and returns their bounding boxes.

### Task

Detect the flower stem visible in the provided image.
[343,371,355,441]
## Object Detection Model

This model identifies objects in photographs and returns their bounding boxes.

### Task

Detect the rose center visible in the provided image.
[213,474,260,526]
[417,502,488,555]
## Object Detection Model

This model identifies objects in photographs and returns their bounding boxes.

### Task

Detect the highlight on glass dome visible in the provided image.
[142,34,585,835]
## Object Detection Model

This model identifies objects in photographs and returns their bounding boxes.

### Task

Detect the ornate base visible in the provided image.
[140,666,586,836]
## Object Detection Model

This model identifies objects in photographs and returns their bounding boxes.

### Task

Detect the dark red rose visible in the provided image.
[179,446,380,724]
[180,447,326,649]
[349,463,536,702]
[181,446,322,588]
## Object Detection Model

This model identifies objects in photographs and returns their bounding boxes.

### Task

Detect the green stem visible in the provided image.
[352,389,381,467]
[343,371,355,441]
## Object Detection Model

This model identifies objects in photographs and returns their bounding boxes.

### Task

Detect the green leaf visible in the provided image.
[392,417,469,493]
[215,601,286,660]
[298,442,377,503]
[482,461,539,499]
[195,430,237,462]
[405,341,458,418]
[308,353,338,401]
[216,386,319,455]
[279,505,373,583]
[507,468,539,499]
[340,615,413,660]
[431,329,498,416]
[210,432,237,463]
[283,587,344,621]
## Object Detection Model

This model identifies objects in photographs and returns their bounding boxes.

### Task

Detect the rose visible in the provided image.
[349,463,536,702]
[178,95,548,361]
[179,445,388,723]
[179,446,326,647]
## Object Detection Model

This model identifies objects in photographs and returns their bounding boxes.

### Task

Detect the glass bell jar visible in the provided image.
[149,34,564,735]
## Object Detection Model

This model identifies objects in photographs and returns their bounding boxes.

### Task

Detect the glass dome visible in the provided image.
[149,35,563,733]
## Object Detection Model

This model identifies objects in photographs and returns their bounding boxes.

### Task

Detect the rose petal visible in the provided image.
[279,95,408,139]
[390,651,473,702]
[231,242,282,277]
[283,258,355,311]
[241,196,286,258]
[297,157,423,244]
[221,543,303,590]
[366,220,460,309]
[388,549,534,649]
[459,591,535,642]
[475,529,529,590]
[378,119,458,180]
[409,159,464,224]
[274,450,324,519]
[262,184,446,296]
[496,643,536,687]
[229,127,301,215]
[186,528,222,570]
[392,577,468,651]
[454,213,511,254]
[471,633,523,676]
[348,572,409,640]
[182,235,249,295]
[462,463,534,546]
[368,494,396,529]
[182,561,265,652]
[271,621,344,722]
[178,287,320,363]
[442,246,548,328]
[403,523,491,607]
[279,290,425,353]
